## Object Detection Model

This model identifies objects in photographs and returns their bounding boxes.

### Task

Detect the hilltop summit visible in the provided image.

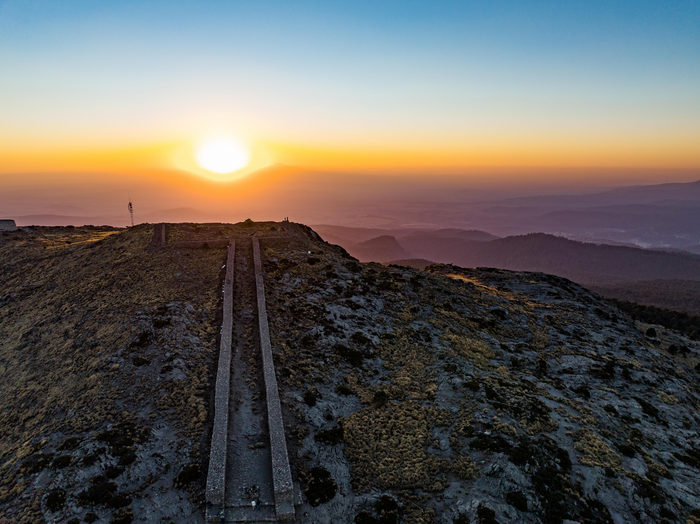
[1,222,699,524]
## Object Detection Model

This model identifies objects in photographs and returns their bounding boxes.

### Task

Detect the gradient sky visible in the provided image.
[1,0,700,178]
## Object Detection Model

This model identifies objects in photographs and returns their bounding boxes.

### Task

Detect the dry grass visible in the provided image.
[343,401,449,492]
[0,224,227,522]
[574,430,622,470]
[443,333,494,369]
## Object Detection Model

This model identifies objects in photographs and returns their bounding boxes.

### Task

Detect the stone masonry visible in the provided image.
[0,220,17,231]
[253,238,295,521]
[206,241,236,513]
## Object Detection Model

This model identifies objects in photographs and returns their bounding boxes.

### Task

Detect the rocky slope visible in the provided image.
[1,222,699,524]
[0,223,262,523]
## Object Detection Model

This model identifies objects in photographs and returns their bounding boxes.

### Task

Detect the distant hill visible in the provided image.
[469,180,700,246]
[14,214,126,227]
[315,225,499,263]
[591,279,700,316]
[444,233,700,285]
[400,231,496,262]
[343,235,411,262]
[386,258,436,270]
[313,225,499,244]
[312,225,406,244]
[413,229,499,241]
[485,179,700,208]
[324,229,700,287]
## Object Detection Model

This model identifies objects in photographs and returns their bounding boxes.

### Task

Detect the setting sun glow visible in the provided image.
[195,138,250,175]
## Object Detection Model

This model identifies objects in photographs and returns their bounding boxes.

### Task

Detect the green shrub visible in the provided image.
[315,424,344,445]
[45,488,66,512]
[304,389,319,407]
[477,505,497,524]
[57,437,80,451]
[304,466,337,506]
[174,464,200,487]
[372,390,389,408]
[52,455,72,469]
[336,384,354,396]
[505,491,528,512]
[334,344,364,367]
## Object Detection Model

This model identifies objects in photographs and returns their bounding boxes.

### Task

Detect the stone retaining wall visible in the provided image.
[252,238,295,521]
[0,219,17,231]
[205,241,236,512]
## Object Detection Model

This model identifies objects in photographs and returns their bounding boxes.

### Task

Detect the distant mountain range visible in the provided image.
[6,174,700,248]
[316,226,498,263]
[316,225,700,314]
[463,180,700,247]
[310,177,700,248]
[317,225,700,284]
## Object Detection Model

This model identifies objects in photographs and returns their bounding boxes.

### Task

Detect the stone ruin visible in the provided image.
[0,219,17,231]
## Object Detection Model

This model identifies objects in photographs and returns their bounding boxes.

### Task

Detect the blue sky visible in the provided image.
[1,0,699,171]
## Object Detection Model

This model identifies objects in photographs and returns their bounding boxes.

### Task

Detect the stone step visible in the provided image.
[206,503,281,523]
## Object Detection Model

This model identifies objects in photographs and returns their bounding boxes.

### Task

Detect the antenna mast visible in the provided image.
[128,199,134,227]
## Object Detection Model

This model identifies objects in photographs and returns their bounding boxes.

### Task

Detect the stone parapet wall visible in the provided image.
[205,241,235,510]
[252,238,295,521]
[0,220,17,231]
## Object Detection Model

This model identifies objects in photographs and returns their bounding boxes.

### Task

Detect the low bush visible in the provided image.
[174,464,200,487]
[372,390,389,408]
[304,466,337,507]
[315,424,344,445]
[505,491,528,512]
[45,488,66,512]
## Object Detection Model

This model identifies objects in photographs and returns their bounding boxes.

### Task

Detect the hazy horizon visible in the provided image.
[2,1,699,240]
[3,166,700,229]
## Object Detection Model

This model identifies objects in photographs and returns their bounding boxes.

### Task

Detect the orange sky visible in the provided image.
[2,129,700,180]
[2,1,699,192]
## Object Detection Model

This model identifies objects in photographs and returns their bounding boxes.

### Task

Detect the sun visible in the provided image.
[195,138,250,174]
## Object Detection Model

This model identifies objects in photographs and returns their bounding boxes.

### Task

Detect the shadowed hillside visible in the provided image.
[445,234,700,285]
[323,229,700,287]
[342,235,411,262]
[591,280,700,316]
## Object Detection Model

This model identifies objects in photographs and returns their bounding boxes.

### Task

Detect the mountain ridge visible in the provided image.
[1,222,699,524]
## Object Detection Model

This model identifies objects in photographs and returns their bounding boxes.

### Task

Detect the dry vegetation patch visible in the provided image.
[344,401,449,492]
[574,430,622,470]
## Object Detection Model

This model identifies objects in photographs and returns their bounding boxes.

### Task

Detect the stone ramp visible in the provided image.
[206,237,296,522]
[225,504,277,522]
[252,238,295,521]
[224,240,275,519]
